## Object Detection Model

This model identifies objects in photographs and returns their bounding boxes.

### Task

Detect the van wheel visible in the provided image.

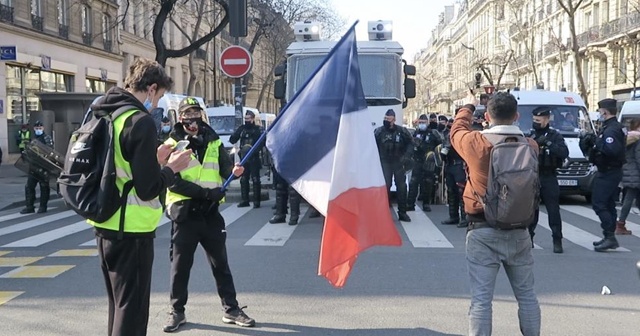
[585,194,592,203]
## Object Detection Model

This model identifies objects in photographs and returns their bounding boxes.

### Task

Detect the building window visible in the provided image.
[86,78,116,93]
[30,0,41,16]
[57,0,68,38]
[82,5,91,34]
[102,14,113,51]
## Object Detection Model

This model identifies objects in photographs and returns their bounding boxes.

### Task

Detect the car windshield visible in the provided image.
[287,53,402,105]
[513,105,593,137]
[209,116,235,135]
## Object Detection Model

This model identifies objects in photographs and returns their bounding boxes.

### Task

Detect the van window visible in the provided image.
[209,115,236,135]
[513,105,593,137]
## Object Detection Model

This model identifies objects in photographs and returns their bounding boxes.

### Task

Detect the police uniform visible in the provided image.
[229,111,264,208]
[157,116,172,145]
[407,114,442,212]
[375,109,413,222]
[441,116,468,226]
[20,121,54,214]
[268,167,304,225]
[527,108,569,253]
[581,98,626,252]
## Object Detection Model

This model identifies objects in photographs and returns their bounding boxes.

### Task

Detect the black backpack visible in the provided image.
[58,105,137,238]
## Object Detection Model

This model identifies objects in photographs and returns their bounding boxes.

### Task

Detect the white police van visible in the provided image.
[510,89,597,201]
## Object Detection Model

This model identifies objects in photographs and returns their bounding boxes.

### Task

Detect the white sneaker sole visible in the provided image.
[222,317,255,327]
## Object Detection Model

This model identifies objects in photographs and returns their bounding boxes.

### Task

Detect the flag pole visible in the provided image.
[221,20,360,191]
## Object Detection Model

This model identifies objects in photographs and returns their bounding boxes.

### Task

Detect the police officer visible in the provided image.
[407,114,442,212]
[20,121,54,214]
[528,108,569,253]
[230,111,264,208]
[158,116,172,145]
[268,168,304,226]
[428,113,439,130]
[163,98,255,332]
[17,124,30,153]
[441,113,468,226]
[375,109,413,222]
[437,115,448,133]
[580,98,626,252]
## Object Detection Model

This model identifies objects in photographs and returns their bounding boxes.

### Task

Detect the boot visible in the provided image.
[309,208,321,218]
[441,195,459,224]
[553,239,563,254]
[21,184,36,214]
[423,204,432,212]
[423,181,434,213]
[269,184,288,224]
[406,204,415,211]
[288,188,301,225]
[457,205,468,228]
[397,211,411,222]
[38,185,50,213]
[615,220,632,235]
[238,178,250,207]
[252,182,261,208]
[594,233,620,252]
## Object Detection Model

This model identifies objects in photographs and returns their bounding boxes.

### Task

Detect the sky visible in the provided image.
[331,0,456,62]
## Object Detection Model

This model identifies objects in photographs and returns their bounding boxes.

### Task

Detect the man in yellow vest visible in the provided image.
[88,58,193,336]
[17,124,30,153]
[162,97,252,332]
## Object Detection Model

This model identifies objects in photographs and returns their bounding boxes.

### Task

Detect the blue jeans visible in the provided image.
[466,227,541,336]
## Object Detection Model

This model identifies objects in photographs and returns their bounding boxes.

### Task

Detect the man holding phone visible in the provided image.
[162,97,255,332]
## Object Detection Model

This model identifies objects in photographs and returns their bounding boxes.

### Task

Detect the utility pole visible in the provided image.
[229,0,248,129]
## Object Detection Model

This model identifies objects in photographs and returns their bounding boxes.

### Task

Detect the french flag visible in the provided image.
[266,22,402,288]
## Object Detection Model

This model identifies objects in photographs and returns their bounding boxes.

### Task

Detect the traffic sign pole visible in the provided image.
[234,38,243,129]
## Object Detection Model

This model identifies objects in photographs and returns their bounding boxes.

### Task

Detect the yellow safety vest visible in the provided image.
[19,131,30,149]
[88,109,163,233]
[164,137,224,207]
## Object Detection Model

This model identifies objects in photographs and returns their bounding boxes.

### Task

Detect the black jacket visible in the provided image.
[592,118,626,170]
[529,126,569,174]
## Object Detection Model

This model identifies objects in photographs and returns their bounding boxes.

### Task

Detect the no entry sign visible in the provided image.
[219,46,252,78]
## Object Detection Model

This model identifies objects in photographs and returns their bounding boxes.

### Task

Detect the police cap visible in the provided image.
[531,107,551,117]
[161,116,170,123]
[245,110,255,118]
[385,109,395,117]
[429,113,437,119]
[418,114,428,120]
[178,97,202,114]
[34,120,43,127]
[448,117,454,123]
[438,115,448,122]
[597,98,617,112]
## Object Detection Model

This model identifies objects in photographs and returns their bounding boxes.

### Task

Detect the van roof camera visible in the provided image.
[294,21,321,42]
[368,20,392,41]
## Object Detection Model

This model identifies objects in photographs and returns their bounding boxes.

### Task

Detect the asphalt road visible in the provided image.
[0,195,639,336]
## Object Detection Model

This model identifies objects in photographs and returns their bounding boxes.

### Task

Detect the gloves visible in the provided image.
[579,133,596,154]
[534,135,548,147]
[204,187,225,202]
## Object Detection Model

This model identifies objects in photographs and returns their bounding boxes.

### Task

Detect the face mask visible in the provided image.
[446,125,452,130]
[532,122,543,130]
[598,113,606,122]
[244,121,253,126]
[437,124,446,131]
[144,91,155,111]
[182,118,200,133]
[429,122,437,129]
[34,130,43,136]
[418,124,427,131]
[383,120,392,129]
[161,125,171,133]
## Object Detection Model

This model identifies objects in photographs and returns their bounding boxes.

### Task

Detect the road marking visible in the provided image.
[0,210,76,237]
[0,291,23,305]
[0,207,57,223]
[0,265,75,278]
[0,257,43,267]
[0,251,12,257]
[79,217,172,247]
[2,221,90,247]
[48,249,98,257]
[245,207,308,246]
[400,209,454,248]
[221,205,253,228]
[564,205,640,241]
[553,206,631,251]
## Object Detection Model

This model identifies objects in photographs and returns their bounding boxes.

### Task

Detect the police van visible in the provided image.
[510,89,596,201]
[618,100,640,125]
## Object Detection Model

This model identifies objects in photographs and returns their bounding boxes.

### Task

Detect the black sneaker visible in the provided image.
[20,207,35,214]
[237,201,250,208]
[163,311,186,333]
[222,306,255,327]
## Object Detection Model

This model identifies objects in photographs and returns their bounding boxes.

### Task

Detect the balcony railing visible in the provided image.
[103,39,112,52]
[82,32,92,45]
[31,14,43,31]
[544,42,556,57]
[0,4,13,23]
[58,24,69,39]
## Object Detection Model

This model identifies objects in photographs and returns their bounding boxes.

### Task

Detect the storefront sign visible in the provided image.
[0,46,17,61]
[41,55,51,70]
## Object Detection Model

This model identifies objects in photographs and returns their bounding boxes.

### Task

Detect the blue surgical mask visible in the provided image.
[598,113,605,122]
[161,125,171,133]
[34,130,43,136]
[144,98,152,111]
[418,124,427,131]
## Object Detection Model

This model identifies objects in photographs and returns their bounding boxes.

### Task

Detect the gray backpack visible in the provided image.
[472,133,539,230]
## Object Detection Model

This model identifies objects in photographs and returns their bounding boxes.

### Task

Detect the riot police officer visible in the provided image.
[268,167,304,225]
[20,121,54,214]
[157,116,172,145]
[375,109,413,222]
[407,114,442,212]
[528,108,569,253]
[441,113,467,226]
[230,111,264,208]
[580,98,626,252]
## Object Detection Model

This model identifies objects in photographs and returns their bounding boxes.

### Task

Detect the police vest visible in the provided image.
[164,137,224,207]
[88,110,163,233]
[19,131,30,149]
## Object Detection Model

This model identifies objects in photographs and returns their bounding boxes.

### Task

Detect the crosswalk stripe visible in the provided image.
[558,206,631,251]
[400,209,454,248]
[221,205,253,227]
[0,207,58,223]
[245,207,308,246]
[0,211,76,237]
[78,217,172,247]
[2,221,89,248]
[564,205,640,240]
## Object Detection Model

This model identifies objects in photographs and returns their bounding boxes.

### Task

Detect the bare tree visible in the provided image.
[504,0,539,84]
[557,0,589,107]
[464,43,514,90]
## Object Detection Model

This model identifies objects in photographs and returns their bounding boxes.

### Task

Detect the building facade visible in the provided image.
[418,0,640,113]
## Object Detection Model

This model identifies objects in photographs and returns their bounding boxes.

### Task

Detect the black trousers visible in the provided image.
[25,173,50,209]
[408,163,435,206]
[531,173,563,240]
[239,160,261,204]
[381,160,407,211]
[592,168,623,235]
[444,163,466,218]
[97,236,154,336]
[170,208,239,313]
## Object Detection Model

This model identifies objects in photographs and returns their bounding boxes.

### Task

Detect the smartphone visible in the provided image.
[173,140,190,152]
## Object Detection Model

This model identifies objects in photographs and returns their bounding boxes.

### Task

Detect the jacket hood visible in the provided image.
[90,87,147,118]
[627,130,640,146]
[481,125,524,136]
